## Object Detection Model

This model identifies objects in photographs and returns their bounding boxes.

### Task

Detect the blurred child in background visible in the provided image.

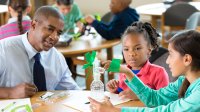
[84,0,139,40]
[53,0,82,34]
[0,0,31,40]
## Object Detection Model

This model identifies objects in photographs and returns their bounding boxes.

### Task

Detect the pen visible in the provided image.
[85,102,90,104]
[1,102,16,112]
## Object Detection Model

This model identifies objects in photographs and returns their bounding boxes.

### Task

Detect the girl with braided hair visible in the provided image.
[106,21,169,100]
[0,0,31,40]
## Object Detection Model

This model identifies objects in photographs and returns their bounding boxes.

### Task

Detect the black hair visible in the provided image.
[168,30,200,98]
[122,21,159,50]
[56,0,73,6]
[33,6,64,22]
[8,0,30,34]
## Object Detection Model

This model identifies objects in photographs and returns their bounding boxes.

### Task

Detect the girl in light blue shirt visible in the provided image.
[88,30,200,112]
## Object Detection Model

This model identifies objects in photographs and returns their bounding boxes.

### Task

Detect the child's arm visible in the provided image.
[115,62,183,106]
[119,64,135,81]
[124,75,184,107]
[122,85,200,112]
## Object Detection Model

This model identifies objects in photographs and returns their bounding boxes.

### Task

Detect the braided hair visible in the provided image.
[122,21,160,50]
[8,0,30,34]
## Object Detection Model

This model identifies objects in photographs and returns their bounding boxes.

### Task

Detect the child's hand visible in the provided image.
[119,64,131,74]
[102,60,131,74]
[119,89,138,100]
[102,60,134,81]
[88,96,120,112]
[102,60,111,70]
[76,21,84,32]
[106,79,119,93]
[85,15,95,24]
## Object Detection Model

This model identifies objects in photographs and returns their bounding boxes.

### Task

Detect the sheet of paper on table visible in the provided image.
[62,90,131,112]
[0,98,33,112]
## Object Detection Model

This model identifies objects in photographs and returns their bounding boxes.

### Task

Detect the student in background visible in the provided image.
[53,0,82,34]
[89,30,200,112]
[0,6,79,99]
[106,21,169,100]
[84,0,139,40]
[0,0,31,40]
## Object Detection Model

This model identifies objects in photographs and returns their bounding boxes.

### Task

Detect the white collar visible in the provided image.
[21,32,38,60]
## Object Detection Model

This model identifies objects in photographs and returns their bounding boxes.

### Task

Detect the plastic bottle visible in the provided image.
[90,58,104,101]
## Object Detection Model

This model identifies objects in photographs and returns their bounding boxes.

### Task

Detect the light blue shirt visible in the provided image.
[0,33,80,90]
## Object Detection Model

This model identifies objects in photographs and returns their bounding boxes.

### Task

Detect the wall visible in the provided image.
[46,0,163,21]
[75,0,162,15]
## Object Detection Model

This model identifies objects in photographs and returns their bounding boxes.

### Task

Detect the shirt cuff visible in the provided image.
[122,107,137,112]
[91,20,99,28]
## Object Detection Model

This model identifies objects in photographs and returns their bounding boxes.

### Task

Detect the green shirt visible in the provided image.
[122,76,200,112]
[53,3,82,34]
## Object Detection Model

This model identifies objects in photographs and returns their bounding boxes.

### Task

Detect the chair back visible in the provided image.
[150,47,177,82]
[161,2,198,46]
[164,2,198,27]
[152,52,177,82]
[0,0,7,4]
[185,12,200,30]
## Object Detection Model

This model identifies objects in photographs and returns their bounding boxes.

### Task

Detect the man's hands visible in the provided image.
[9,83,37,98]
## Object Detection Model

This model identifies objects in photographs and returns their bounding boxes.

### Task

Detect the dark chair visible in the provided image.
[150,47,176,82]
[163,0,192,5]
[0,0,7,4]
[161,2,198,46]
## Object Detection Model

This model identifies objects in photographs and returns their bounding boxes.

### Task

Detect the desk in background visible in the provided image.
[136,2,200,28]
[56,35,121,90]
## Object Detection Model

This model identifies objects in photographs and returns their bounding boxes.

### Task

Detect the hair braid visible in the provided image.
[123,21,159,50]
[142,22,159,50]
[17,7,23,34]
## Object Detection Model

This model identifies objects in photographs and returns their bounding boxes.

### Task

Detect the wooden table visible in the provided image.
[31,91,144,112]
[56,35,121,90]
[136,2,200,28]
[0,5,8,26]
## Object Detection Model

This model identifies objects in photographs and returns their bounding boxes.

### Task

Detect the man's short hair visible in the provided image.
[120,0,132,8]
[33,6,64,21]
[56,0,74,6]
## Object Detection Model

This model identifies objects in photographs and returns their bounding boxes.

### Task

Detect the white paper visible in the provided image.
[62,91,91,112]
[104,91,131,105]
[0,98,33,112]
[62,91,131,112]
